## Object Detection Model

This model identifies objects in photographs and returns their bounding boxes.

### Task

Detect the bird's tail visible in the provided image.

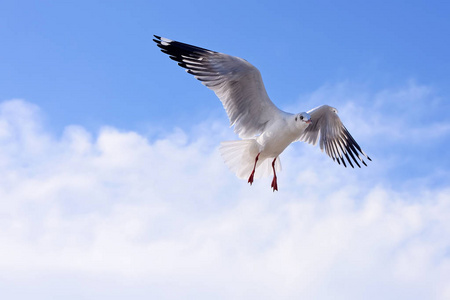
[219,139,281,180]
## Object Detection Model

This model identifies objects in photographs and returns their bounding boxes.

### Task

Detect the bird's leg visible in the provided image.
[271,157,278,192]
[248,153,260,185]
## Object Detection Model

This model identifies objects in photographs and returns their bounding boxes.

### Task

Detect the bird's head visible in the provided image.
[294,112,312,128]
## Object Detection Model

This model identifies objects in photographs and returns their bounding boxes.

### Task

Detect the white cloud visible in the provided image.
[0,92,449,299]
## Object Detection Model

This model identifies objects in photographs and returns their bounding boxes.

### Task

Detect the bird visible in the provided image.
[153,35,371,191]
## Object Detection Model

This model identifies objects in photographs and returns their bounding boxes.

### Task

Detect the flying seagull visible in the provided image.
[153,35,371,191]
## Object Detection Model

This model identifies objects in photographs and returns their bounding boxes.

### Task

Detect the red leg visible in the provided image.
[271,157,278,192]
[248,153,260,185]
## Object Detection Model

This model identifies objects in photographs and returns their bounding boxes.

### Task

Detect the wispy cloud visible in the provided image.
[293,80,449,143]
[1,86,449,299]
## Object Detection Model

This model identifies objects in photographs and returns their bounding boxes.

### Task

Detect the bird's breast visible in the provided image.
[256,127,299,158]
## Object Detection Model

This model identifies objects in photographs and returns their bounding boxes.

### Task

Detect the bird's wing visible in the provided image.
[153,35,284,138]
[298,105,371,168]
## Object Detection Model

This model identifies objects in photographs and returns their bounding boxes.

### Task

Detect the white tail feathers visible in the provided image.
[219,140,281,180]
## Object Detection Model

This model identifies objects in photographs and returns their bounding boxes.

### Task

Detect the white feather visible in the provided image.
[219,140,281,179]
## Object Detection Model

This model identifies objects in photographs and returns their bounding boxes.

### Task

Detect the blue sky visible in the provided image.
[1,1,450,299]
[2,0,449,131]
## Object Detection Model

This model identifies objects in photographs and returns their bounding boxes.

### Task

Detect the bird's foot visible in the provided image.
[271,176,278,192]
[248,170,255,185]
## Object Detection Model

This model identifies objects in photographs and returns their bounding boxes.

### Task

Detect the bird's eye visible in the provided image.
[300,115,304,120]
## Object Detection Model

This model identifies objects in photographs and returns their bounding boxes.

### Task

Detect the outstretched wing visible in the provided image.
[299,105,371,168]
[153,35,283,138]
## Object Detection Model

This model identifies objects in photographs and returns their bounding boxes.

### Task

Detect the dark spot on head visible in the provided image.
[295,117,297,121]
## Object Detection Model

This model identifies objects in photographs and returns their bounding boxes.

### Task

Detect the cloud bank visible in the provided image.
[1,82,449,299]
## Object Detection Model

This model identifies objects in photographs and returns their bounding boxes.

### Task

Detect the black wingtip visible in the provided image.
[345,153,355,169]
[341,156,347,168]
[153,35,163,46]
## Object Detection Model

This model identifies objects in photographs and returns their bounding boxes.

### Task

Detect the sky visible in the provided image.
[1,1,450,299]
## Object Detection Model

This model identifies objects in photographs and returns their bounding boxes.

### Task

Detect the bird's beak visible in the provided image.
[306,119,312,124]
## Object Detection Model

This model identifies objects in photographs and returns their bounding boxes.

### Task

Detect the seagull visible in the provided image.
[153,35,371,191]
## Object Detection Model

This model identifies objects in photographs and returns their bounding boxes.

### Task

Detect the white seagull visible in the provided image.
[154,35,371,191]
